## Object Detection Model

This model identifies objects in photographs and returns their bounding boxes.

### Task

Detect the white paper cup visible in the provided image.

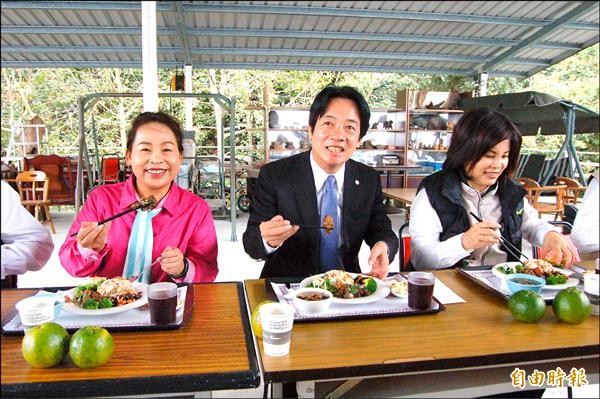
[15,296,55,327]
[583,273,599,316]
[260,303,295,356]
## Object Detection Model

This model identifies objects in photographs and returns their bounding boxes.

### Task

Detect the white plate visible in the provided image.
[491,262,577,291]
[61,282,148,316]
[299,273,390,304]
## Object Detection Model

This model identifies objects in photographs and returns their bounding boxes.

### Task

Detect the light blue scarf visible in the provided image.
[123,208,161,283]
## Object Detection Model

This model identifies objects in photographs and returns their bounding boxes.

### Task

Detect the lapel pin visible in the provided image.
[355,180,359,185]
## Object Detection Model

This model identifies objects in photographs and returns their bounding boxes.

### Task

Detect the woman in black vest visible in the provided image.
[408,107,576,270]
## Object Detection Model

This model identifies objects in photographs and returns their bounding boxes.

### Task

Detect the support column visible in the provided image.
[141,1,158,112]
[476,72,489,97]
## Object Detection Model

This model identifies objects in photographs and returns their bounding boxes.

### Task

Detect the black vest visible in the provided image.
[419,170,527,267]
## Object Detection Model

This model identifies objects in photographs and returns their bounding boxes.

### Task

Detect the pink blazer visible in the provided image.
[60,177,218,283]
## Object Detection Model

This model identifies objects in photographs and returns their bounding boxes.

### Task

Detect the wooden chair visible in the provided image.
[23,154,75,206]
[15,170,56,234]
[554,176,586,205]
[517,177,566,220]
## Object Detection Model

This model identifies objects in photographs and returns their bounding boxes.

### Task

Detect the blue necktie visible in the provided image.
[320,175,339,271]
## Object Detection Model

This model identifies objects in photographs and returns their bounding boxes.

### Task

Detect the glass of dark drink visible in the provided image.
[407,272,435,310]
[148,282,178,325]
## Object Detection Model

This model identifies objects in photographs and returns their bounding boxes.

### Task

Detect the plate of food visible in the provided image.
[61,277,148,316]
[299,269,390,304]
[492,260,577,291]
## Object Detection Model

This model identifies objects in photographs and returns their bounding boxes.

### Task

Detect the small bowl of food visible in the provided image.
[292,288,333,314]
[15,296,57,327]
[506,273,546,294]
[389,279,408,298]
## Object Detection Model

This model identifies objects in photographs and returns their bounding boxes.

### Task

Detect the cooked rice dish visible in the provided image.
[73,277,142,309]
[310,269,377,299]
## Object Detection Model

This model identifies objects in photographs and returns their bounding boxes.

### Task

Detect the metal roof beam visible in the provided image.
[481,1,598,72]
[0,45,551,67]
[0,59,527,78]
[0,1,171,11]
[172,1,190,64]
[2,1,597,30]
[0,58,523,78]
[181,3,599,30]
[1,25,582,50]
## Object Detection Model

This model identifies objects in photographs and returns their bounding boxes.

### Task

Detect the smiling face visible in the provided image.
[308,97,361,174]
[466,139,510,192]
[125,121,183,200]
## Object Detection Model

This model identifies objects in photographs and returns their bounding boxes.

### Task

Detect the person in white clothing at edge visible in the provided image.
[1,180,54,287]
[408,107,577,270]
[569,170,599,260]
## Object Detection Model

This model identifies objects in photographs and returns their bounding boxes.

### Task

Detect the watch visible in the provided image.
[168,257,189,279]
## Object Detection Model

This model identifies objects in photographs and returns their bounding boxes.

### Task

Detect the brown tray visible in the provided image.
[1,284,194,335]
[266,276,444,322]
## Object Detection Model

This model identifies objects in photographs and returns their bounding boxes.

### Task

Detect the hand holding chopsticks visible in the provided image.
[70,196,157,237]
[469,212,529,263]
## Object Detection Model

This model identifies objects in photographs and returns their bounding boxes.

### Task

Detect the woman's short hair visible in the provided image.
[443,107,522,177]
[308,85,371,139]
[126,111,184,153]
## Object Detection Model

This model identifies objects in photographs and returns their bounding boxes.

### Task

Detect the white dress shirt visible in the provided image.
[570,174,599,256]
[1,180,54,279]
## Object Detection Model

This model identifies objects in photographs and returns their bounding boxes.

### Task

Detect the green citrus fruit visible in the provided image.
[69,326,114,369]
[250,300,274,339]
[508,290,546,323]
[22,322,69,368]
[552,287,592,324]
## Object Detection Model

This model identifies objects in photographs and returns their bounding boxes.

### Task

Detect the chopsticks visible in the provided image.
[70,196,157,237]
[469,212,529,263]
[296,224,329,230]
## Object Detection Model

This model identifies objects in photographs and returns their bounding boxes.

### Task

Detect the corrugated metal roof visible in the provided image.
[1,1,598,77]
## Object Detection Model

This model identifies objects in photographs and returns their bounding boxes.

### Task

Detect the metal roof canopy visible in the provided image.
[459,91,600,185]
[1,1,599,78]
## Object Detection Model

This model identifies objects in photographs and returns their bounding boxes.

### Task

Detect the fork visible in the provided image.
[128,257,162,282]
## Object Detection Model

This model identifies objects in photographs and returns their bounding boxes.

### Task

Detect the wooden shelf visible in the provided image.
[388,108,464,114]
[409,129,453,133]
[267,128,308,132]
[357,148,404,152]
[409,149,447,152]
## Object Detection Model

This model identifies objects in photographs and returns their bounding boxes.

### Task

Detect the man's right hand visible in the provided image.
[260,215,299,248]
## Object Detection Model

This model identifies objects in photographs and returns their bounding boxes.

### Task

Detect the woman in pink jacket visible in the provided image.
[60,112,218,283]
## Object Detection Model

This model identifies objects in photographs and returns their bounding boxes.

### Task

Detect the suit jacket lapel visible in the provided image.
[343,161,362,251]
[292,151,320,230]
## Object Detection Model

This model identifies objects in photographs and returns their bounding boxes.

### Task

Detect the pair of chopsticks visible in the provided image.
[469,212,529,264]
[70,196,158,237]
[296,224,329,230]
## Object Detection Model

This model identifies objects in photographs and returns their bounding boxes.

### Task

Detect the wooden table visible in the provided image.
[245,270,599,396]
[374,165,420,188]
[1,283,260,398]
[382,187,417,207]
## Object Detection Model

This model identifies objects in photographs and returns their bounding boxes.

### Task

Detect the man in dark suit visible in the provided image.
[243,86,398,279]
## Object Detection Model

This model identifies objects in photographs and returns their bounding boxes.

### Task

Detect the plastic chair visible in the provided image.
[15,170,56,234]
[398,222,413,272]
[99,155,122,184]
